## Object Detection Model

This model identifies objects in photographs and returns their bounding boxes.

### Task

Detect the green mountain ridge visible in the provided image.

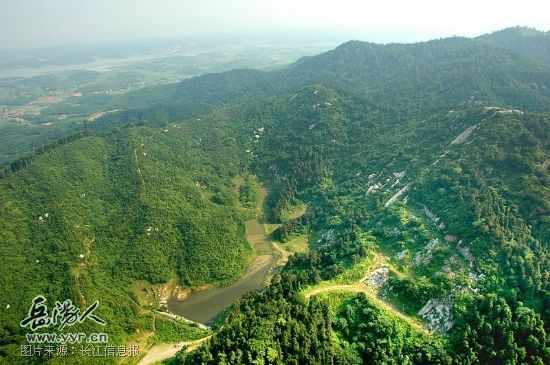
[477,26,550,65]
[0,29,549,364]
[0,117,254,363]
[184,86,549,364]
[50,30,550,130]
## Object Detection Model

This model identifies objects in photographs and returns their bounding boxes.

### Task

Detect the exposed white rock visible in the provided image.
[440,255,459,277]
[468,272,485,282]
[414,238,440,265]
[317,229,335,246]
[458,245,475,267]
[418,297,453,333]
[366,184,381,196]
[482,106,499,114]
[423,206,440,224]
[364,267,389,288]
[393,171,405,179]
[396,249,409,260]
[445,234,458,243]
[451,125,477,145]
[498,109,524,116]
[482,106,523,116]
[384,183,411,207]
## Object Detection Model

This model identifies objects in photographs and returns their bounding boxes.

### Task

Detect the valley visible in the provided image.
[166,181,303,326]
[167,185,279,325]
[0,26,548,365]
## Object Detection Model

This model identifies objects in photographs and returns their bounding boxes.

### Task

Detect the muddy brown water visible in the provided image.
[167,186,278,326]
[167,254,275,325]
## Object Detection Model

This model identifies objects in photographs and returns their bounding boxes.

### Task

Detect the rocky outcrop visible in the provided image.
[364,267,389,288]
[384,183,411,207]
[418,297,453,333]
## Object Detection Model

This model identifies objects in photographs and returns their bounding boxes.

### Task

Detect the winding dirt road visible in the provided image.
[303,255,430,335]
[304,283,429,334]
[137,336,212,365]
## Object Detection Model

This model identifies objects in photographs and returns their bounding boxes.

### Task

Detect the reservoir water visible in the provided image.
[167,186,278,326]
[167,254,275,325]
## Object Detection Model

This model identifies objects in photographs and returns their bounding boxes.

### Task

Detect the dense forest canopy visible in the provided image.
[0,27,548,364]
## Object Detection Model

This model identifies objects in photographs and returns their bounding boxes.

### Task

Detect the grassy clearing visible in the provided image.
[331,252,384,284]
[279,234,309,254]
[280,200,307,221]
[316,291,357,314]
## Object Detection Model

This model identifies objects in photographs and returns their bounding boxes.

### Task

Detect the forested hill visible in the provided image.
[184,85,549,364]
[2,82,548,364]
[284,37,550,112]
[477,26,550,65]
[69,31,550,128]
[0,115,255,363]
[0,28,548,364]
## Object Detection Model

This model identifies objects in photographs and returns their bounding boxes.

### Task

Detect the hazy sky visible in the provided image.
[1,0,549,48]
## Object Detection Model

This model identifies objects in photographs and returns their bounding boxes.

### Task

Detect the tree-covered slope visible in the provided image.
[287,37,550,113]
[0,118,253,363]
[51,31,550,131]
[1,30,549,365]
[1,82,548,364]
[478,26,550,65]
[182,85,549,364]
